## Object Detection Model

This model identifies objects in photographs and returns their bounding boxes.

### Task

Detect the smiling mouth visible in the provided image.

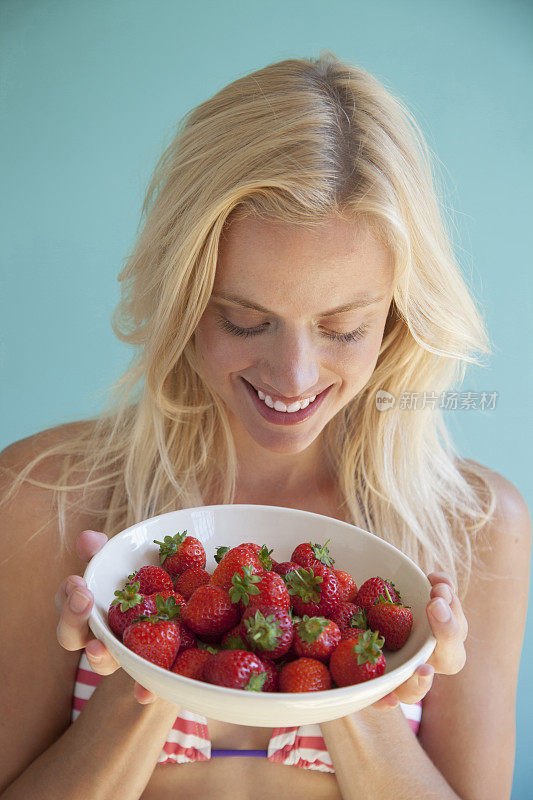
[244,378,327,407]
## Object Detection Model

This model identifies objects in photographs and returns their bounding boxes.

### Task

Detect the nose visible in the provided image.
[257,327,320,400]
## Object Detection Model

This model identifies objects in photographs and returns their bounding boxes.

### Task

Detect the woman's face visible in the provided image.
[194,214,394,456]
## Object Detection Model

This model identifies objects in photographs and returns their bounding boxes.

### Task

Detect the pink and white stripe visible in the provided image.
[71,649,422,772]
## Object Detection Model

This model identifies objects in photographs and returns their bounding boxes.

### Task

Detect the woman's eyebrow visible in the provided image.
[211,291,384,317]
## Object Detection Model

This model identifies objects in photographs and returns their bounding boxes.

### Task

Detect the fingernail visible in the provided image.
[431,598,451,622]
[87,650,102,663]
[70,590,90,613]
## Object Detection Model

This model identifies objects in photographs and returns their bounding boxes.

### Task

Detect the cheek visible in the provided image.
[195,321,245,375]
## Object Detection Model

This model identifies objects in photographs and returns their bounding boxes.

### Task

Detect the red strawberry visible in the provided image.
[293,615,341,662]
[108,582,157,637]
[147,589,187,611]
[273,561,301,580]
[366,588,413,650]
[355,577,401,613]
[291,539,335,569]
[329,629,386,686]
[328,601,367,631]
[210,547,263,592]
[241,605,294,660]
[123,602,182,669]
[173,566,211,600]
[255,656,279,691]
[221,622,249,651]
[202,649,270,691]
[176,621,197,651]
[278,657,332,692]
[154,530,206,578]
[171,647,212,680]
[129,565,174,595]
[334,570,358,602]
[182,584,240,637]
[229,567,291,614]
[340,626,364,642]
[285,564,341,617]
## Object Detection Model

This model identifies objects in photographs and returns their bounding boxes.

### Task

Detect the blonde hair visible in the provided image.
[1,50,497,600]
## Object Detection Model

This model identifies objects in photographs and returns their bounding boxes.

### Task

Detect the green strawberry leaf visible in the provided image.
[245,671,268,691]
[154,530,188,564]
[214,545,231,564]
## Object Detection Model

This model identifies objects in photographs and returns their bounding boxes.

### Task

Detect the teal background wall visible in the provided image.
[1,0,531,794]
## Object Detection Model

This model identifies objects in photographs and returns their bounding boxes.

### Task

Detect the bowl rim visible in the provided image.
[85,503,437,699]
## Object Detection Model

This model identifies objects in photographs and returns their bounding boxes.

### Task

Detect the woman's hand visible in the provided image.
[55,529,157,704]
[371,571,468,711]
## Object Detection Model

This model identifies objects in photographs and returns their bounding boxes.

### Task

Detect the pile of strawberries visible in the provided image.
[107,531,413,693]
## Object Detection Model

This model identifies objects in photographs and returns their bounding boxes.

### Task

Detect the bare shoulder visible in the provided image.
[418,460,531,800]
[461,457,531,557]
[0,421,105,792]
[0,420,102,542]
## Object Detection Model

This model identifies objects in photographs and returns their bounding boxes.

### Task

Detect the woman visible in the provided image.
[0,51,529,800]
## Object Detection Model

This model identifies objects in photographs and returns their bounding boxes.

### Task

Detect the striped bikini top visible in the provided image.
[71,649,423,773]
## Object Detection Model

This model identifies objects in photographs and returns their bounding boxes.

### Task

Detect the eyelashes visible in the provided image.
[215,315,369,344]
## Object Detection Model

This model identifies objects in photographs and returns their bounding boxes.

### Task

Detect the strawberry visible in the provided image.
[340,626,365,642]
[285,564,341,617]
[366,588,413,650]
[108,582,157,637]
[328,601,367,631]
[255,656,279,691]
[291,539,335,569]
[229,566,291,613]
[154,530,206,578]
[355,577,401,613]
[147,589,187,611]
[334,569,358,602]
[241,605,294,660]
[176,621,197,651]
[209,546,263,592]
[171,647,212,679]
[202,649,270,691]
[182,584,240,637]
[329,629,386,686]
[221,622,249,651]
[273,561,301,580]
[293,615,341,662]
[123,600,182,669]
[129,565,174,595]
[278,657,332,692]
[173,566,211,600]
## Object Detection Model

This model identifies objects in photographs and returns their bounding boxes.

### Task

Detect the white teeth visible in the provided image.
[251,382,319,413]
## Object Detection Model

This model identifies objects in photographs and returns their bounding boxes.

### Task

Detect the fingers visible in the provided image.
[75,530,108,563]
[84,638,121,675]
[56,576,95,651]
[426,572,467,675]
[134,682,157,704]
[372,663,435,711]
[393,664,435,704]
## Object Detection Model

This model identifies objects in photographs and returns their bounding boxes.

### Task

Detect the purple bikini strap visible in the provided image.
[211,748,268,757]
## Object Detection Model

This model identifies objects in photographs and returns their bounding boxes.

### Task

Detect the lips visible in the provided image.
[243,378,325,406]
[241,377,332,426]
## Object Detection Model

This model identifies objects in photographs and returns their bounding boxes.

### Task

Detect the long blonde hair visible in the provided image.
[1,51,497,600]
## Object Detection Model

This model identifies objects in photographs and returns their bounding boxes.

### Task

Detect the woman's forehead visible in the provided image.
[214,214,394,303]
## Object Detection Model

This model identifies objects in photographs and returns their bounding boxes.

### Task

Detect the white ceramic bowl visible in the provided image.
[84,504,436,726]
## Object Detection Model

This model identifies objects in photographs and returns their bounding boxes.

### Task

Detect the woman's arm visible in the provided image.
[321,704,460,800]
[2,669,180,800]
[322,467,531,800]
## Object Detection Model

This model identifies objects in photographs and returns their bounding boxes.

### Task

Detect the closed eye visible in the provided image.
[216,316,369,343]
